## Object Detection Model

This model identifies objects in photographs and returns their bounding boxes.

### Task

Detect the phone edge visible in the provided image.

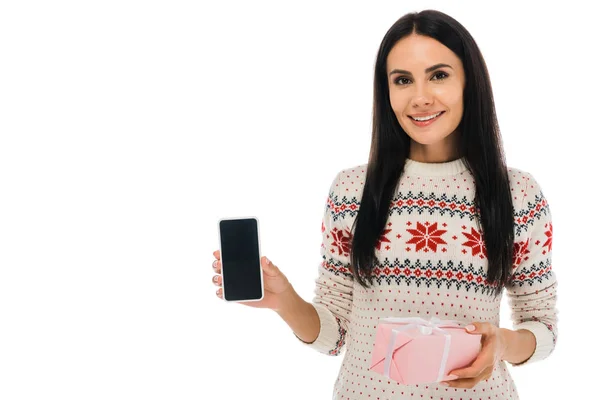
[217,216,265,303]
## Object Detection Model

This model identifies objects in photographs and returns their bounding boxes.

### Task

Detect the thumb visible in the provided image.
[465,322,481,333]
[465,322,493,335]
[262,256,280,277]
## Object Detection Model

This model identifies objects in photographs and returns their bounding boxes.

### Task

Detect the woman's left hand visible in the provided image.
[441,322,508,389]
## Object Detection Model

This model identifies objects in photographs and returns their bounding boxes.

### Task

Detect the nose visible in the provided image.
[412,96,433,107]
[411,84,433,108]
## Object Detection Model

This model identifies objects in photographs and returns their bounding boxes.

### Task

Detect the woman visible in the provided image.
[212,9,557,399]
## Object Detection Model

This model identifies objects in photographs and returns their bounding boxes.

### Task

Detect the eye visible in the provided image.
[394,77,411,85]
[432,71,448,81]
[393,71,449,86]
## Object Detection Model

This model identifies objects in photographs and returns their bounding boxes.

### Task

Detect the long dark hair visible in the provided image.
[350,9,513,297]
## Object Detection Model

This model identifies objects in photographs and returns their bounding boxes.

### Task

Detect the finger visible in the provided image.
[261,256,279,277]
[212,259,221,274]
[465,321,494,336]
[212,275,222,286]
[450,355,493,379]
[216,287,223,299]
[449,343,494,378]
[213,250,221,260]
[443,366,493,388]
[442,375,481,389]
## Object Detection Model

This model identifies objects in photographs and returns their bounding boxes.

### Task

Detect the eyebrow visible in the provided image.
[388,63,453,76]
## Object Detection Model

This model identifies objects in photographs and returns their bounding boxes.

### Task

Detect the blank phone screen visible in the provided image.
[219,218,262,301]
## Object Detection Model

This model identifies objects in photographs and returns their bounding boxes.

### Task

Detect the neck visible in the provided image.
[408,133,460,162]
[403,156,468,177]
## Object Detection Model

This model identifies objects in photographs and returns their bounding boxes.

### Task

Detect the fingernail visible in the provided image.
[466,324,475,332]
[265,257,270,265]
[440,382,449,386]
[213,276,218,283]
[446,374,458,380]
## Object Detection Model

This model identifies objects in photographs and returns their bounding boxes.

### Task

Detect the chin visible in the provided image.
[404,131,450,146]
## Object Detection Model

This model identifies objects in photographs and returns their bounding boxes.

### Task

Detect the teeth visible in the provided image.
[412,111,442,121]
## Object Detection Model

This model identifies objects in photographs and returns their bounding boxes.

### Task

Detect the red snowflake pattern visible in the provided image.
[542,222,553,252]
[405,222,447,252]
[512,238,531,269]
[330,227,353,257]
[462,227,487,258]
[376,228,392,250]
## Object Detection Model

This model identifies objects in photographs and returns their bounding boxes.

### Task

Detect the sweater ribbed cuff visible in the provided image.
[294,303,343,354]
[510,321,555,366]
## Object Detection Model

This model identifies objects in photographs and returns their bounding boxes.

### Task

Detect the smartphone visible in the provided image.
[217,216,264,302]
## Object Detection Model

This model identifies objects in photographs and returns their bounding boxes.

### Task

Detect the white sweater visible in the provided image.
[296,157,557,400]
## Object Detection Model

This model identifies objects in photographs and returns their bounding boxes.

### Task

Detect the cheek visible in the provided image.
[432,86,463,109]
[388,91,407,114]
[388,95,398,112]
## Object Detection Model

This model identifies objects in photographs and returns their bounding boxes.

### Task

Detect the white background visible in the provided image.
[0,0,596,399]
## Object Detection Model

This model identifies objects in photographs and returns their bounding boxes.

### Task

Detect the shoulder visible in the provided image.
[507,165,546,209]
[331,163,368,198]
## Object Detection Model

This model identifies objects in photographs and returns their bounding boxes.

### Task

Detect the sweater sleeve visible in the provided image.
[505,171,558,366]
[294,171,354,356]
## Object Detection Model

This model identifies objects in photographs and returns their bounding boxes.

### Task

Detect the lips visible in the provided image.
[409,111,445,121]
[408,111,445,127]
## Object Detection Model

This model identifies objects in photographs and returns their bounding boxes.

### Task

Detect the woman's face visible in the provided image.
[387,33,466,162]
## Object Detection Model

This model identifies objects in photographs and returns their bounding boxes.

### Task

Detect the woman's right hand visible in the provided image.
[212,250,293,311]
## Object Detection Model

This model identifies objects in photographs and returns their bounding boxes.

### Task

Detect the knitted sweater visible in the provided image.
[296,157,557,400]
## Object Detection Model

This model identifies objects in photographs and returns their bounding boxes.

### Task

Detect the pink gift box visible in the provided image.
[369,317,482,385]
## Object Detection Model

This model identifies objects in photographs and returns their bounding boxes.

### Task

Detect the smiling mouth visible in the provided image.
[409,111,445,121]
